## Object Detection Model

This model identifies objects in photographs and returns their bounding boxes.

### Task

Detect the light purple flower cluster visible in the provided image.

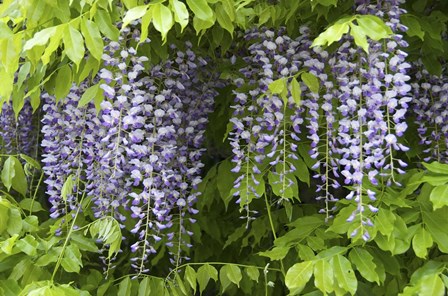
[411,62,448,162]
[230,28,309,223]
[0,100,36,156]
[230,0,412,240]
[327,0,411,240]
[41,24,218,273]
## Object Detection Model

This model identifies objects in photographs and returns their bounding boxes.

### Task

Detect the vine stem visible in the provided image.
[264,192,286,277]
[50,192,86,282]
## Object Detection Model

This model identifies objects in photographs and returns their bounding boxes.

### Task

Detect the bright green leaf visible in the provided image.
[118,277,132,296]
[430,184,448,210]
[81,18,104,61]
[314,259,334,295]
[301,72,319,93]
[357,15,393,41]
[197,264,217,294]
[285,261,314,294]
[63,24,85,67]
[269,78,286,94]
[419,273,445,296]
[258,246,290,261]
[78,84,100,108]
[16,235,39,256]
[1,156,15,191]
[349,248,379,283]
[312,22,350,48]
[349,23,369,53]
[61,174,75,202]
[223,264,242,288]
[152,4,174,42]
[245,267,259,283]
[186,0,213,21]
[290,77,302,106]
[170,0,189,32]
[184,266,197,294]
[216,4,234,35]
[23,27,57,51]
[122,5,149,29]
[412,226,433,258]
[95,9,120,41]
[331,254,357,295]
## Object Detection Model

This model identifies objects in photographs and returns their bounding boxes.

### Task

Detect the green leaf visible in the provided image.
[54,64,72,101]
[42,25,64,65]
[61,244,83,273]
[301,72,319,93]
[258,246,290,261]
[186,0,213,21]
[285,261,314,294]
[349,23,369,53]
[184,266,197,294]
[245,267,259,283]
[0,234,19,255]
[331,254,357,295]
[422,162,448,175]
[430,184,448,210]
[197,264,217,294]
[95,9,120,41]
[19,154,41,170]
[312,21,350,48]
[7,207,22,235]
[192,15,215,35]
[290,77,302,106]
[422,208,448,253]
[349,248,379,283]
[1,156,15,191]
[118,277,132,296]
[10,156,28,196]
[122,5,149,29]
[138,277,151,296]
[78,84,100,108]
[223,264,242,288]
[71,233,99,252]
[63,24,85,67]
[170,0,189,32]
[357,15,393,41]
[269,78,286,95]
[419,274,445,296]
[61,174,75,202]
[216,4,234,35]
[152,4,174,42]
[314,259,334,295]
[81,18,104,61]
[412,226,433,258]
[23,27,57,51]
[16,235,39,256]
[401,15,425,40]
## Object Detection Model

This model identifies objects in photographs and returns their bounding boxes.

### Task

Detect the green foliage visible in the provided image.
[0,0,448,295]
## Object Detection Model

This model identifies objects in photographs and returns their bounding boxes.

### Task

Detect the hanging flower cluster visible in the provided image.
[41,25,218,273]
[229,27,316,224]
[0,100,36,156]
[411,62,448,163]
[230,0,412,241]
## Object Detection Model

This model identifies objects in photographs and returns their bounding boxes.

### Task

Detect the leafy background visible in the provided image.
[0,0,448,295]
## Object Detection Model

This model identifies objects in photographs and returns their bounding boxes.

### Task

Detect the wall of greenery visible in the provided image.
[0,0,448,295]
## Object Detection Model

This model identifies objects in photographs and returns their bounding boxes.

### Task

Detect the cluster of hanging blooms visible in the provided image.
[229,0,411,240]
[0,100,36,156]
[40,24,219,273]
[411,61,448,163]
